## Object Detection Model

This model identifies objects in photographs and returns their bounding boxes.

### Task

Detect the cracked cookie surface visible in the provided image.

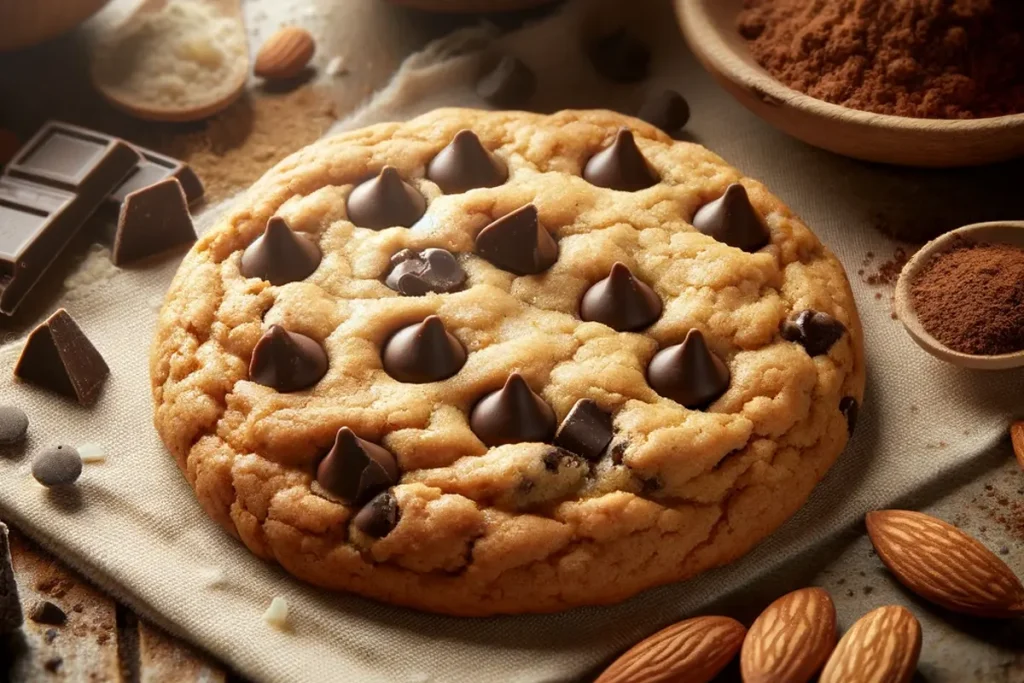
[150,108,865,616]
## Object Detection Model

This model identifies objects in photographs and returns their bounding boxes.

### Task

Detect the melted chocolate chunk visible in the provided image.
[385,248,466,296]
[353,490,400,538]
[382,316,466,383]
[583,129,658,191]
[316,428,398,505]
[474,205,558,276]
[840,397,859,435]
[691,184,770,253]
[580,262,661,331]
[781,310,847,356]
[637,90,691,135]
[469,373,556,447]
[553,399,613,461]
[647,329,731,408]
[427,130,507,194]
[240,216,321,286]
[346,166,425,230]
[249,325,328,392]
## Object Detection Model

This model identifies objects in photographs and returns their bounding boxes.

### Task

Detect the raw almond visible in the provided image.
[1011,421,1024,470]
[254,27,315,80]
[866,509,1024,618]
[741,587,837,683]
[595,615,746,683]
[819,605,920,683]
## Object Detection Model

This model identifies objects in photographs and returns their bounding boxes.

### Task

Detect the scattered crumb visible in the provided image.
[78,443,105,464]
[199,566,225,588]
[325,55,349,77]
[863,248,912,287]
[263,596,289,630]
[863,586,874,595]
[44,657,62,673]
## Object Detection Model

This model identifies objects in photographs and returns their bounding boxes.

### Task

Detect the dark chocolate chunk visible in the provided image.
[647,329,731,408]
[382,316,466,383]
[30,601,67,626]
[427,130,507,194]
[1,522,23,635]
[316,428,398,505]
[474,205,558,276]
[14,309,109,407]
[385,248,466,296]
[469,373,556,447]
[476,55,537,108]
[249,325,328,392]
[588,30,650,83]
[111,178,196,266]
[44,657,63,673]
[31,445,82,487]
[353,490,400,538]
[691,184,770,253]
[637,90,690,134]
[583,129,658,191]
[580,262,661,331]
[346,166,425,230]
[0,405,28,445]
[554,399,613,461]
[781,310,847,356]
[840,397,859,435]
[240,216,321,286]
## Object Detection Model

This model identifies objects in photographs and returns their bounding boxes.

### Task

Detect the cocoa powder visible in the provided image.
[910,240,1024,355]
[738,0,1024,119]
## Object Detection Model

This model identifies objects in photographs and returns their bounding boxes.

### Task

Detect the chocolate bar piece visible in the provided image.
[0,122,139,315]
[112,178,196,265]
[14,308,109,407]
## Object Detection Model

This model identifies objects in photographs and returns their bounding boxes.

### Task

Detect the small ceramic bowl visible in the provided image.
[894,221,1024,370]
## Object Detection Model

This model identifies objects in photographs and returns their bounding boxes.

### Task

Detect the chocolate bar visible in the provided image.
[0,122,139,315]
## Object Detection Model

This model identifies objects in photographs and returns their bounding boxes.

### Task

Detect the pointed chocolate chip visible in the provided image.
[647,329,731,408]
[249,325,328,392]
[382,316,466,383]
[637,90,690,135]
[240,216,322,285]
[476,55,536,108]
[346,166,426,230]
[30,601,66,626]
[316,428,398,505]
[691,183,770,253]
[14,309,109,407]
[583,129,658,191]
[554,399,613,461]
[470,373,556,447]
[588,29,650,84]
[427,130,507,194]
[112,178,196,266]
[385,248,467,296]
[781,310,847,356]
[475,205,558,276]
[353,490,400,538]
[580,262,662,331]
[840,397,859,435]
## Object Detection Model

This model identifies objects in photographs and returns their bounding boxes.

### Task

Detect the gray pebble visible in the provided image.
[32,446,82,487]
[0,405,28,445]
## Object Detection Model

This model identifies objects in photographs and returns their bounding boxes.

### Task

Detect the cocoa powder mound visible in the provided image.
[738,0,1024,119]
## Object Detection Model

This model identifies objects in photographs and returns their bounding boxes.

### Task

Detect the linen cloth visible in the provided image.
[1,1,1023,681]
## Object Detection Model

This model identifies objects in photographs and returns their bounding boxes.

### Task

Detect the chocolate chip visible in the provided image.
[609,441,627,465]
[30,601,66,626]
[14,309,110,407]
[382,316,466,383]
[44,657,63,673]
[353,490,399,538]
[0,405,28,445]
[580,262,661,331]
[554,399,613,461]
[583,129,658,192]
[240,216,321,286]
[1,522,23,635]
[475,205,558,276]
[469,373,556,447]
[385,248,466,296]
[588,29,650,83]
[249,326,328,392]
[476,55,536,108]
[316,428,398,505]
[781,310,847,356]
[427,130,507,194]
[112,178,196,266]
[637,89,690,134]
[647,329,731,408]
[691,184,771,253]
[346,166,426,230]
[542,447,581,472]
[840,397,859,435]
[31,446,82,487]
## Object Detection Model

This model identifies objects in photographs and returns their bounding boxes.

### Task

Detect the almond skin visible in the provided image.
[254,27,315,80]
[741,587,837,683]
[1012,421,1024,471]
[595,615,746,683]
[866,509,1024,618]
[820,605,921,683]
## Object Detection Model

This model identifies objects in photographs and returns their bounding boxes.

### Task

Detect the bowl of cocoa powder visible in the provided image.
[675,0,1024,167]
[894,221,1024,370]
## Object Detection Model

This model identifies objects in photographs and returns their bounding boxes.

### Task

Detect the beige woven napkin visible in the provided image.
[2,1,1023,682]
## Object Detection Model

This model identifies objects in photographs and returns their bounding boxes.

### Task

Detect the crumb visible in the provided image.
[199,567,225,588]
[863,586,874,595]
[263,596,289,630]
[44,657,62,673]
[846,589,854,597]
[837,577,846,585]
[325,55,349,77]
[78,443,105,464]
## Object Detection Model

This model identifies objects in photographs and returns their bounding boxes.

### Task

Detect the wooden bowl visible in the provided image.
[384,0,558,12]
[894,222,1024,370]
[0,0,111,51]
[675,0,1024,167]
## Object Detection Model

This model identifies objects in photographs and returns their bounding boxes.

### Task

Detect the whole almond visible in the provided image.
[254,27,315,80]
[1011,421,1024,470]
[595,615,746,683]
[819,605,921,683]
[866,509,1024,618]
[741,587,837,683]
